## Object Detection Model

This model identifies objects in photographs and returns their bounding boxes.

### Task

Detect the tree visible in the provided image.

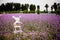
[56,3,60,13]
[37,5,40,14]
[5,3,13,11]
[45,4,49,12]
[25,4,29,10]
[22,4,29,13]
[21,4,25,11]
[51,5,54,12]
[14,3,20,11]
[0,3,5,12]
[22,4,29,10]
[30,4,36,13]
[53,3,57,12]
[57,3,60,10]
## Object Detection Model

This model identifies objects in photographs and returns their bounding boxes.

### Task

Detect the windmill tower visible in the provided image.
[12,16,23,34]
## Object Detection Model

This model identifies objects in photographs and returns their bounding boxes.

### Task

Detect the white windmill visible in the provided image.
[12,16,23,34]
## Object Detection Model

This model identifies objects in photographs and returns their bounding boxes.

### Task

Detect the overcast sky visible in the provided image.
[0,0,60,11]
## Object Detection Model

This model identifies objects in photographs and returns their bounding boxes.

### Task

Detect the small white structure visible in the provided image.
[12,16,23,34]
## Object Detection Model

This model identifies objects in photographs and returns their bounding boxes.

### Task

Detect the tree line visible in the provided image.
[0,2,60,14]
[0,3,37,13]
[51,3,60,13]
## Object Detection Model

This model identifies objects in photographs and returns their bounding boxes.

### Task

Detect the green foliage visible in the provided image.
[30,4,36,12]
[29,26,36,31]
[14,3,20,10]
[0,2,60,13]
[23,10,28,13]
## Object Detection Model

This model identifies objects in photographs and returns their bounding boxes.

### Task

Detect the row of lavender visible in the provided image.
[0,14,60,40]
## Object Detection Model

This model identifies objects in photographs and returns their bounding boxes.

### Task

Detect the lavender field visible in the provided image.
[0,13,60,40]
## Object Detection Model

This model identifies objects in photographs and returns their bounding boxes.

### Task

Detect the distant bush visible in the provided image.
[36,10,40,14]
[23,10,28,13]
[29,11,35,13]
[40,11,48,13]
[56,9,60,14]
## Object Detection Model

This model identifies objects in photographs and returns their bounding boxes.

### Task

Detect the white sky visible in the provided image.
[0,0,60,11]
